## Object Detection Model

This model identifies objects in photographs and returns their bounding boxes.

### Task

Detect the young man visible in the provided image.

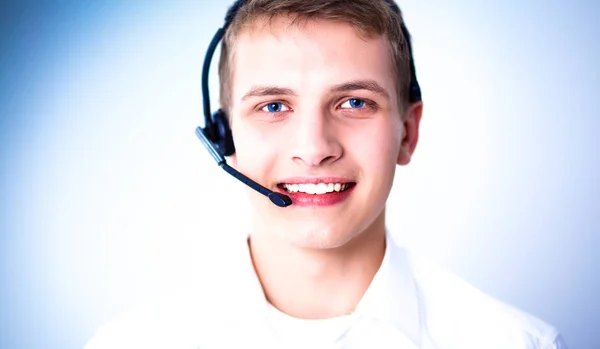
[86,0,567,348]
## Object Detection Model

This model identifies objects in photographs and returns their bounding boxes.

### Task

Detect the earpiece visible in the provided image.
[210,109,236,157]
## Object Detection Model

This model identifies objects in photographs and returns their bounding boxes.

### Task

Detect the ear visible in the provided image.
[397,101,423,166]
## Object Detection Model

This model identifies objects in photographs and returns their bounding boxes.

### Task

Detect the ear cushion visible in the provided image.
[211,109,236,156]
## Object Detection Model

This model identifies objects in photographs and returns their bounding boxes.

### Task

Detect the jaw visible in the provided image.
[249,184,388,253]
[249,203,388,263]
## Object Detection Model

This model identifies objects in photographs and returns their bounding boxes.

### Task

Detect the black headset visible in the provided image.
[195,0,421,208]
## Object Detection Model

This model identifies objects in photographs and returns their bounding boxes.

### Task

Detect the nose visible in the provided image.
[290,107,343,167]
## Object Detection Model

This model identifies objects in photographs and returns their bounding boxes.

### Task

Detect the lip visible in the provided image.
[277,176,355,185]
[276,177,357,207]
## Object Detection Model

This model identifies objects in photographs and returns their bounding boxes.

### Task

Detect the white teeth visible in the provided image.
[315,183,327,194]
[304,183,316,194]
[282,182,351,194]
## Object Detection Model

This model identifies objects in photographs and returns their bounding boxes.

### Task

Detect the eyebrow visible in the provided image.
[240,79,390,101]
[241,86,297,101]
[330,80,390,99]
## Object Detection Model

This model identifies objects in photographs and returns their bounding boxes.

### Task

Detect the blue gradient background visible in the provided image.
[1,1,598,348]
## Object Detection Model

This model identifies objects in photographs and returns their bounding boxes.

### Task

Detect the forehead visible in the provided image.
[230,17,396,104]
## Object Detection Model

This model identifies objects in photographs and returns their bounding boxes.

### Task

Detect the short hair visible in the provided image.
[218,0,413,115]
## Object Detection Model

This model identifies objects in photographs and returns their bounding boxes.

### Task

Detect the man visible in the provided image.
[86,0,567,348]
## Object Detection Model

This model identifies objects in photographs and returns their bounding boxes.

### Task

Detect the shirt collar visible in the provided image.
[241,230,423,346]
[353,230,422,345]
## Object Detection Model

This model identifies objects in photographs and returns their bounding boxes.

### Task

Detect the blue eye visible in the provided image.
[350,99,365,108]
[341,98,366,109]
[262,102,289,113]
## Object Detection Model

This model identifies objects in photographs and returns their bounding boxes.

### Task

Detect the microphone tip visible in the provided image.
[268,192,292,207]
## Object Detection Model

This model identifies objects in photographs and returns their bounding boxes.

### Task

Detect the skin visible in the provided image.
[228,16,423,319]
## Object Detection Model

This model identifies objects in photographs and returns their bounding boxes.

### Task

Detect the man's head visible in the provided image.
[218,0,423,249]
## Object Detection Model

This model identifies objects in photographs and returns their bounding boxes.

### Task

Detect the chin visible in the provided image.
[279,223,360,250]
[250,191,387,250]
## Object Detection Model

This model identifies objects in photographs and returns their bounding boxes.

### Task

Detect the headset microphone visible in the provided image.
[195,127,292,207]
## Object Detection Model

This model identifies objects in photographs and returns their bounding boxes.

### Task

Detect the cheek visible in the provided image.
[231,121,278,173]
[352,121,402,170]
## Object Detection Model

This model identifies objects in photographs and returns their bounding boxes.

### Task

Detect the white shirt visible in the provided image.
[85,231,568,349]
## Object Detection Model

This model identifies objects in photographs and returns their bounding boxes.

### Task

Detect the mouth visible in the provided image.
[277,182,356,194]
[274,178,357,207]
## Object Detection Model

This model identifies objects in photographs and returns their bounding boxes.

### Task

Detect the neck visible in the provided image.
[248,211,387,319]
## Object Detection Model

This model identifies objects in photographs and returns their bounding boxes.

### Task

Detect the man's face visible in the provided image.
[229,17,420,249]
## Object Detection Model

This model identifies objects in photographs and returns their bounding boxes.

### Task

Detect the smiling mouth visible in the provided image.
[277,182,356,195]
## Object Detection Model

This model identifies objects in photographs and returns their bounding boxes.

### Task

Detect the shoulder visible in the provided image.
[85,246,254,348]
[84,290,218,349]
[403,250,567,349]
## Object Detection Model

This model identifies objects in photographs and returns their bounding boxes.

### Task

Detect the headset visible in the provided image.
[195,0,421,208]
